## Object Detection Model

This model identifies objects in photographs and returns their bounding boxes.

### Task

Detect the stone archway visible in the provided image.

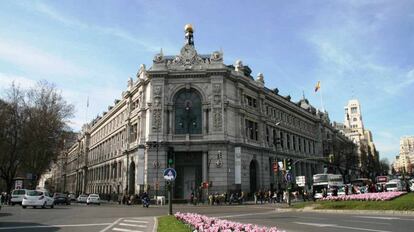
[249,160,259,194]
[129,161,135,195]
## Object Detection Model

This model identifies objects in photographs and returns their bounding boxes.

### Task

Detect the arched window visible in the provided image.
[174,88,202,134]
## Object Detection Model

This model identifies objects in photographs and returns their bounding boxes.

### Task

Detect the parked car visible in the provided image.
[86,194,100,205]
[77,194,88,203]
[11,189,27,205]
[385,180,404,192]
[68,193,77,202]
[53,193,70,205]
[22,190,54,209]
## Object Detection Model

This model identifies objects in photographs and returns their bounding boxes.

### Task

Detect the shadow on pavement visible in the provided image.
[0,222,59,231]
[0,213,12,217]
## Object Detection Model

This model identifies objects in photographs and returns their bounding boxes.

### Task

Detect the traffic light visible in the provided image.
[273,162,279,173]
[167,147,174,167]
[286,158,293,171]
[329,154,334,163]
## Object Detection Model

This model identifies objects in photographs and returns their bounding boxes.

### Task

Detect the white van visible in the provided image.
[385,180,404,192]
[11,189,28,205]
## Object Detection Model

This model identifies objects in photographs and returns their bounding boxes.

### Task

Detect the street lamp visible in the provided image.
[152,126,159,200]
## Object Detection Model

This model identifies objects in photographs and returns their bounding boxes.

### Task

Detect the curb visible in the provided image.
[275,207,414,216]
[153,216,158,232]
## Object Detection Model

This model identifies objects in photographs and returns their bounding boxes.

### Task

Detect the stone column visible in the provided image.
[202,151,208,182]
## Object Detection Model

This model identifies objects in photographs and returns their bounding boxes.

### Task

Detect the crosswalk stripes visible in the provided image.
[110,217,153,232]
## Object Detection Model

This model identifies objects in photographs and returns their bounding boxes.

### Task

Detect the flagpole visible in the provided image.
[86,96,89,125]
[319,85,325,112]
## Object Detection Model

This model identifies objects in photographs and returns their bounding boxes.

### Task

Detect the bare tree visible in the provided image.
[378,158,390,176]
[0,85,28,193]
[0,81,74,192]
[21,81,74,188]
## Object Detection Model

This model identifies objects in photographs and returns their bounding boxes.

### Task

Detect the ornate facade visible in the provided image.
[49,25,348,198]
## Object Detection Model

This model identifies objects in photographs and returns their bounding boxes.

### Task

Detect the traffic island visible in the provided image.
[291,192,414,211]
[157,215,191,232]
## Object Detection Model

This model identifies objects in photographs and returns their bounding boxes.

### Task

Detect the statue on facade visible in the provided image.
[137,64,147,80]
[235,60,244,72]
[127,77,133,89]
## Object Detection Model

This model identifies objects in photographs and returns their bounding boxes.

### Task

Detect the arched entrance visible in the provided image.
[249,160,258,194]
[129,161,135,195]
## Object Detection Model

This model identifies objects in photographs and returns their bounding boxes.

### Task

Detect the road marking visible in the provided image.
[294,222,334,227]
[0,223,111,230]
[100,218,124,232]
[112,228,143,232]
[119,223,147,228]
[218,211,275,218]
[123,220,148,223]
[343,219,391,225]
[355,216,401,220]
[294,222,392,232]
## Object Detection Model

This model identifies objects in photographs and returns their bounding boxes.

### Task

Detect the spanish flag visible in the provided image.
[314,81,321,92]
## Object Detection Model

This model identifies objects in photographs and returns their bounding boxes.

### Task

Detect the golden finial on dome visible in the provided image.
[184,24,194,33]
[184,24,194,46]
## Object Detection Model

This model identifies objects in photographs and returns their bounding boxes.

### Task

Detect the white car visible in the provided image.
[77,194,88,203]
[86,194,100,205]
[22,190,54,209]
[11,189,27,205]
[385,181,404,192]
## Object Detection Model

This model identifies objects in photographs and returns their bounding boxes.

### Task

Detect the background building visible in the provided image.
[334,99,379,178]
[393,136,414,174]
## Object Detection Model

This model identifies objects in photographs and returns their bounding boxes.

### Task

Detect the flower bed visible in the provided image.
[175,212,284,232]
[319,192,406,201]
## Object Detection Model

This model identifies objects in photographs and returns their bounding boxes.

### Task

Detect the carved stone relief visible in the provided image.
[211,83,223,131]
[213,108,222,129]
[152,109,161,132]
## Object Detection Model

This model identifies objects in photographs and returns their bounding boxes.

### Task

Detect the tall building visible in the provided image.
[335,99,378,175]
[393,136,414,173]
[47,25,353,198]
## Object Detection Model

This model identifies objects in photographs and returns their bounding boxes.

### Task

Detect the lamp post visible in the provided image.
[152,126,159,200]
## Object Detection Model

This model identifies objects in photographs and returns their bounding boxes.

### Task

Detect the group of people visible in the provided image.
[1,192,11,205]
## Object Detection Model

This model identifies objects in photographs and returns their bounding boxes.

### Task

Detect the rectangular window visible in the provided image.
[130,124,137,142]
[245,119,258,141]
[280,131,284,148]
[266,126,269,143]
[287,134,291,150]
[293,135,296,151]
[351,107,357,114]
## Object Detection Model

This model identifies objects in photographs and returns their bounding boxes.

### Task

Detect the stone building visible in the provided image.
[334,99,379,177]
[49,25,350,199]
[393,136,414,174]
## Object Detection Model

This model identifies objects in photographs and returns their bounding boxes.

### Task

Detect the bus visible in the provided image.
[312,174,344,199]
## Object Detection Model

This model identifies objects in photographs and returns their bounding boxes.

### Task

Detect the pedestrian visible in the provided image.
[190,191,194,205]
[0,193,4,205]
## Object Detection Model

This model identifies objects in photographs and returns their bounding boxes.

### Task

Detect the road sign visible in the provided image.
[296,176,306,187]
[15,180,23,189]
[285,172,293,182]
[163,168,177,181]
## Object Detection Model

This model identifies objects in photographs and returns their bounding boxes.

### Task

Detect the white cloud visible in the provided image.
[61,84,126,131]
[0,72,37,90]
[33,2,161,52]
[0,38,87,77]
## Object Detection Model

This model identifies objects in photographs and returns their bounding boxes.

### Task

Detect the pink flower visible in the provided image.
[175,212,284,232]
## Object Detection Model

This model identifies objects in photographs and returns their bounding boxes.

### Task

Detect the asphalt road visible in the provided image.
[1,202,413,232]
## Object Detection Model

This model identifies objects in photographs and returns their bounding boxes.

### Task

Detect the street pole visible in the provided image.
[168,181,173,215]
[155,127,159,201]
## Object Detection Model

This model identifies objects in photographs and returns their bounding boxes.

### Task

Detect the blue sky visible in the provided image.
[0,0,413,163]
